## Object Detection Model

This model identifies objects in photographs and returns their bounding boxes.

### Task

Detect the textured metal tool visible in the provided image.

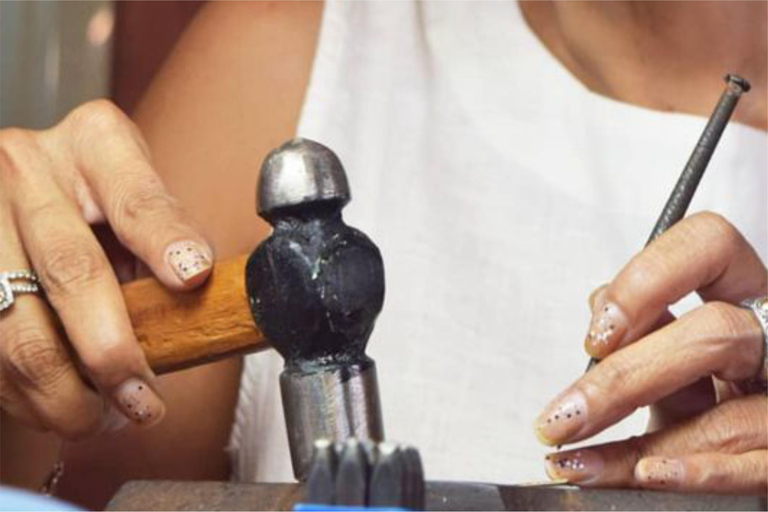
[587,74,750,371]
[369,443,404,507]
[246,139,386,479]
[301,439,427,509]
[334,439,370,506]
[402,446,426,511]
[304,439,338,505]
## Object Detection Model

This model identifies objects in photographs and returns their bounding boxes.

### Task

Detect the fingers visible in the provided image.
[543,395,767,493]
[613,310,714,430]
[635,451,767,494]
[587,284,608,311]
[0,372,47,430]
[1,309,107,437]
[535,302,763,446]
[647,377,716,431]
[584,211,767,359]
[0,104,185,436]
[5,148,165,427]
[0,202,105,437]
[546,449,768,494]
[58,101,213,290]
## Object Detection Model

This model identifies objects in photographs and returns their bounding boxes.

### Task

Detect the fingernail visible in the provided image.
[545,449,603,484]
[584,302,628,358]
[635,457,685,488]
[534,390,588,445]
[165,241,212,284]
[99,405,130,433]
[113,378,165,427]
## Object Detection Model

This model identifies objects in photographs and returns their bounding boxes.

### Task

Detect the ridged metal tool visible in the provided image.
[334,439,370,506]
[369,443,404,507]
[304,439,426,510]
[304,439,338,505]
[586,74,750,371]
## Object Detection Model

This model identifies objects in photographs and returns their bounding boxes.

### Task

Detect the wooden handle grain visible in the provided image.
[122,254,269,374]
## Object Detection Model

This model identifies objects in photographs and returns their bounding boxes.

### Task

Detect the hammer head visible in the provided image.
[246,138,386,479]
[258,138,351,219]
[247,138,385,366]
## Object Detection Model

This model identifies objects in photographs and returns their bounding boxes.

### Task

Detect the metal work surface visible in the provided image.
[106,480,767,511]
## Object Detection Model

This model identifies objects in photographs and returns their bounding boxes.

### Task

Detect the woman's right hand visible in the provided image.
[0,99,214,439]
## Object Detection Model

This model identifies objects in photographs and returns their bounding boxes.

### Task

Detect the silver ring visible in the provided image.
[0,270,42,312]
[740,297,768,382]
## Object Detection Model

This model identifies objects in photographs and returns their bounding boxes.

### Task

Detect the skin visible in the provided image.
[522,1,768,493]
[0,2,323,508]
[535,212,768,492]
[519,1,768,129]
[0,0,765,508]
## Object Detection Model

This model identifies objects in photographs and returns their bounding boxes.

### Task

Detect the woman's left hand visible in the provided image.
[534,212,767,494]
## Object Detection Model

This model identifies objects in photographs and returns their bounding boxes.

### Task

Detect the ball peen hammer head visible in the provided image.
[257,138,351,220]
[247,138,384,364]
[246,138,385,480]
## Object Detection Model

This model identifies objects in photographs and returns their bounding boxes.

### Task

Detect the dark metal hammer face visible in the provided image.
[245,138,386,480]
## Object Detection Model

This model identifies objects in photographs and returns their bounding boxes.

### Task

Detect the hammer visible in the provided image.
[121,138,385,480]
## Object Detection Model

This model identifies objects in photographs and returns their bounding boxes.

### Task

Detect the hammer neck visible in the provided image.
[280,359,384,480]
[263,200,346,226]
[284,354,374,376]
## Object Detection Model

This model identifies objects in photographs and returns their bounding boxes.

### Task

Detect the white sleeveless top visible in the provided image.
[229,0,768,484]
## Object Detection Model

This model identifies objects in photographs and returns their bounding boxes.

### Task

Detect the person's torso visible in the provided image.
[228,0,768,484]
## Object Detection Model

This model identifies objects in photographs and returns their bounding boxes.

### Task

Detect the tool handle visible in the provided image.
[123,254,268,374]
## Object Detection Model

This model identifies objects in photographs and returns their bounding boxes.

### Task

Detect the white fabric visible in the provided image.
[229,0,768,484]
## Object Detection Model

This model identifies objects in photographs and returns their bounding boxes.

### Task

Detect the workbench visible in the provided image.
[106,480,767,511]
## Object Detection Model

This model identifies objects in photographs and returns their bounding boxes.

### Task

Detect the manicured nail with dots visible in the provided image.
[585,302,627,358]
[534,390,588,445]
[113,378,165,427]
[166,241,212,284]
[545,449,603,484]
[635,457,685,488]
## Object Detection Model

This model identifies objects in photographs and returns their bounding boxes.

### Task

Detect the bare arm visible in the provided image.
[0,1,322,509]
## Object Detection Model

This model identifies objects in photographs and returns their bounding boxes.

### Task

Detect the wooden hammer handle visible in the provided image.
[122,254,268,374]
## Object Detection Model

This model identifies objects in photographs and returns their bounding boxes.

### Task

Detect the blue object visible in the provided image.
[0,486,80,511]
[294,504,407,511]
